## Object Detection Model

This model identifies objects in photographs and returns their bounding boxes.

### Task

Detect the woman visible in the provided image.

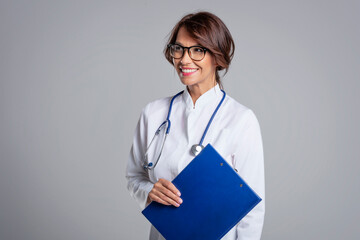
[126,11,265,240]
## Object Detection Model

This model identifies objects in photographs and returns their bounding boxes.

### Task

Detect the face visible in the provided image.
[173,27,218,90]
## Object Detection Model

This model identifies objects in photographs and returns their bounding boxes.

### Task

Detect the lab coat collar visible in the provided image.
[182,84,222,109]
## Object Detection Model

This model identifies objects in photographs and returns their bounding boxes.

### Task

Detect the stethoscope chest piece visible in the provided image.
[191,144,204,156]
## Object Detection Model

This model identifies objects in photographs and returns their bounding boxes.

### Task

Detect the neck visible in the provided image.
[187,81,217,104]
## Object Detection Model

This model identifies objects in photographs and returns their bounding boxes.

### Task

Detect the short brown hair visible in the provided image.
[164,11,235,88]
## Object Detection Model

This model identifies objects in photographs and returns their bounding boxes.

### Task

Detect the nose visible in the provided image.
[180,49,192,64]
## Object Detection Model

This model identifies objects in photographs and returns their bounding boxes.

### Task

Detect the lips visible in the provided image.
[180,67,199,76]
[181,68,198,73]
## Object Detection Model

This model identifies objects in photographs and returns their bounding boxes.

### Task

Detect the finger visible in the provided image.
[156,179,182,204]
[151,189,181,207]
[149,192,171,206]
[157,191,181,207]
[157,184,183,205]
[159,179,181,197]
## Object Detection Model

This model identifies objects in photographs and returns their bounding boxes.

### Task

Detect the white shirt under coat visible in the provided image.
[126,84,265,240]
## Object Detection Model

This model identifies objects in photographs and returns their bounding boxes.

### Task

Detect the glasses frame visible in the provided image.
[168,44,208,61]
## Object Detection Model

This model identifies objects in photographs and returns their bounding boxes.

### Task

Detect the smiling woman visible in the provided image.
[126,11,265,240]
[171,26,218,102]
[164,12,235,94]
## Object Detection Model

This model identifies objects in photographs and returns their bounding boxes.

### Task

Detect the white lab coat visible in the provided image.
[126,84,265,240]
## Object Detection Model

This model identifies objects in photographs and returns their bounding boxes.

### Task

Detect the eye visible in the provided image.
[193,47,204,53]
[173,45,182,52]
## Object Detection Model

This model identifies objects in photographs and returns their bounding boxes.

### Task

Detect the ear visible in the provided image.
[212,58,218,68]
[214,62,221,70]
[213,58,224,70]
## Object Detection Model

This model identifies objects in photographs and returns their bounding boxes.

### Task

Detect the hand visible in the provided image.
[147,178,183,207]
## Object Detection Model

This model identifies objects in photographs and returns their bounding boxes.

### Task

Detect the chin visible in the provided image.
[179,77,199,87]
[177,74,197,86]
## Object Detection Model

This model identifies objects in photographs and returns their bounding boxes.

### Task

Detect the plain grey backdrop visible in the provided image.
[1,0,359,239]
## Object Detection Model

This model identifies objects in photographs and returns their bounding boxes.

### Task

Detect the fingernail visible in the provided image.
[179,198,183,204]
[175,203,180,207]
[177,192,181,196]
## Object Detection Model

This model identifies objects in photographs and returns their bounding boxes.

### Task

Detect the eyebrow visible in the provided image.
[174,42,203,47]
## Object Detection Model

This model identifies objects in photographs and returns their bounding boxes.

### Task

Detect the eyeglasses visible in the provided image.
[168,44,208,61]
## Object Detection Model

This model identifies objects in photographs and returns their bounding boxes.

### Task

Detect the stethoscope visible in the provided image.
[143,89,226,170]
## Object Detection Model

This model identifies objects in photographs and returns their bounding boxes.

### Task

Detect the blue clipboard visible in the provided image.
[142,144,262,240]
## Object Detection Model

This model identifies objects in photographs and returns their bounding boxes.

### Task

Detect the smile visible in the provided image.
[182,68,198,73]
[180,67,199,76]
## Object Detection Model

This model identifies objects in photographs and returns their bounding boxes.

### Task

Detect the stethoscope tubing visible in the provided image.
[143,89,226,170]
[198,89,226,146]
[165,90,184,134]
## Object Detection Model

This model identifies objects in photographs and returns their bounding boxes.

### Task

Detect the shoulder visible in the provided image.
[224,95,249,113]
[143,96,171,114]
[140,93,179,121]
[222,94,261,129]
[142,90,184,116]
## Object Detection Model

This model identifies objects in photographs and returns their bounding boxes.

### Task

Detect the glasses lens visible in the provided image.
[170,45,183,59]
[190,47,205,60]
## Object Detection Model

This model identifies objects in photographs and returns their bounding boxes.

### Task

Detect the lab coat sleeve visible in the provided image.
[126,107,154,210]
[234,110,265,240]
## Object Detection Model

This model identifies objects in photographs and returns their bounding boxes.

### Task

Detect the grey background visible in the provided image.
[1,0,359,239]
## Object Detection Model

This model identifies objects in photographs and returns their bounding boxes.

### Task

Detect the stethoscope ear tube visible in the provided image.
[143,133,168,170]
[143,91,183,170]
[156,121,168,135]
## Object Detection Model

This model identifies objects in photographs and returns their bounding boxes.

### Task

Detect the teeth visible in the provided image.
[181,69,198,73]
